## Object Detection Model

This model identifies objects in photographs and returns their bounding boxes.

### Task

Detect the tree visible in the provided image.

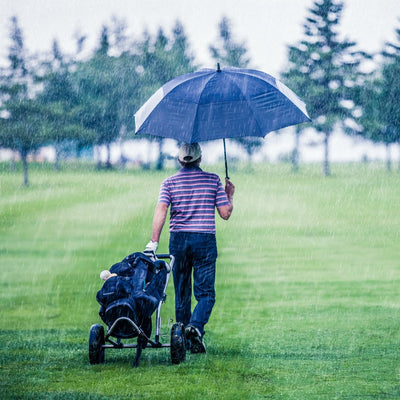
[0,16,47,185]
[209,17,263,166]
[379,63,400,170]
[281,42,312,172]
[380,21,400,168]
[353,21,400,171]
[170,21,197,76]
[282,0,365,176]
[108,16,129,56]
[0,16,29,111]
[7,16,28,86]
[136,22,196,169]
[73,25,136,168]
[137,22,195,98]
[209,16,250,68]
[354,71,400,171]
[0,100,52,186]
[354,77,388,166]
[37,39,95,169]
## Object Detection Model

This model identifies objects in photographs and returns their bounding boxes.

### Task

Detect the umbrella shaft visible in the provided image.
[223,139,229,180]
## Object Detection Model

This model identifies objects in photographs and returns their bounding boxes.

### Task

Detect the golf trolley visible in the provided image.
[89,254,186,367]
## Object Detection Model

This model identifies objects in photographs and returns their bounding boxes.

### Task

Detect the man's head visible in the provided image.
[178,143,202,167]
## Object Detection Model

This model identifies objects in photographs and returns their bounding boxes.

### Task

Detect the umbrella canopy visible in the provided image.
[135,65,311,143]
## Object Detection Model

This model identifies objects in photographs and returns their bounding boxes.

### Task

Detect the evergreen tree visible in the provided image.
[73,25,136,168]
[209,16,250,68]
[0,16,29,105]
[209,17,263,167]
[282,0,365,176]
[37,39,95,169]
[354,21,400,171]
[281,41,312,172]
[0,100,53,186]
[108,16,129,55]
[380,21,400,168]
[170,21,196,76]
[137,23,194,97]
[136,22,196,169]
[355,76,393,170]
[0,16,48,185]
[7,16,28,85]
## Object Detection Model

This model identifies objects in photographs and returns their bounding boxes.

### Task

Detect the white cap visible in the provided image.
[178,143,202,163]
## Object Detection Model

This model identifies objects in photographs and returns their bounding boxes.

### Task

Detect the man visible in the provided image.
[145,142,235,353]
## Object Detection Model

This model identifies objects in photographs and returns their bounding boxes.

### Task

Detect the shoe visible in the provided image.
[185,325,206,354]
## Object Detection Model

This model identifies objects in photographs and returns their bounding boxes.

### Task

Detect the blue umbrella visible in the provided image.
[135,64,311,177]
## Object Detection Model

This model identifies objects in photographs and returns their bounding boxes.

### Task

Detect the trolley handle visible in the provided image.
[156,254,175,269]
[156,254,173,260]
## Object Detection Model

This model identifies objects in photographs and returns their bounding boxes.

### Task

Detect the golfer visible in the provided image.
[145,142,235,353]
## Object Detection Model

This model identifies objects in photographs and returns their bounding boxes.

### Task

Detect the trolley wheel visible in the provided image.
[89,324,105,364]
[170,322,186,364]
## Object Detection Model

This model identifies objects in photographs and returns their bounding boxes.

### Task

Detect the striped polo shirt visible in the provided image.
[158,167,230,234]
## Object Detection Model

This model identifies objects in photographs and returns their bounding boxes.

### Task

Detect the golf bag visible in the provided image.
[89,252,186,367]
[96,252,168,348]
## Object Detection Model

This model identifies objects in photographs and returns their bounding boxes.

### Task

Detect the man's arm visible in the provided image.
[217,179,235,220]
[151,202,169,242]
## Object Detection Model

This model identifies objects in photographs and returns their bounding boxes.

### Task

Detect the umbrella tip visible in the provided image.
[217,63,221,72]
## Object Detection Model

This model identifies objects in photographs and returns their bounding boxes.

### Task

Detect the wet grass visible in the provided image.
[1,162,399,399]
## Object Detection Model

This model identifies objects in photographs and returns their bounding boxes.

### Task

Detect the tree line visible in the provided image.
[0,0,399,185]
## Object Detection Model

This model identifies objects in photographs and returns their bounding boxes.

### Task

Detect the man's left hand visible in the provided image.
[144,240,158,260]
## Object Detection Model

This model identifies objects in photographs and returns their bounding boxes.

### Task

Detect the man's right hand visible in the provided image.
[225,178,235,200]
[217,179,235,220]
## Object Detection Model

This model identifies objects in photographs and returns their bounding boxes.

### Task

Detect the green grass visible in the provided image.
[1,162,399,399]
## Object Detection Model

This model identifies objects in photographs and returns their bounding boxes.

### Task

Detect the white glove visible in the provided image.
[100,270,111,281]
[144,240,158,260]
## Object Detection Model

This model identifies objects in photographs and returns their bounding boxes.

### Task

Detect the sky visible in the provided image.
[1,0,399,77]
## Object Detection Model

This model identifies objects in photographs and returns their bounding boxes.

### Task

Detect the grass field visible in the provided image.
[0,162,399,399]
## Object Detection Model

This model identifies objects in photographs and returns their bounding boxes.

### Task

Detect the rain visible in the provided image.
[1,0,400,398]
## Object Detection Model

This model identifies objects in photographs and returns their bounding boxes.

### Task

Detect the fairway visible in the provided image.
[0,163,399,399]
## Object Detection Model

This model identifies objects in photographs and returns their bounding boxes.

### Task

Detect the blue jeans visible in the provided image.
[169,232,217,337]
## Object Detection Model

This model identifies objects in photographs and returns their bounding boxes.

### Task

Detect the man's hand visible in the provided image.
[144,240,158,260]
[217,179,235,220]
[225,178,235,201]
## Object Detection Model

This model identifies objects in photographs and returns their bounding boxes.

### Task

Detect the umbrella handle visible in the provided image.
[223,138,229,180]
